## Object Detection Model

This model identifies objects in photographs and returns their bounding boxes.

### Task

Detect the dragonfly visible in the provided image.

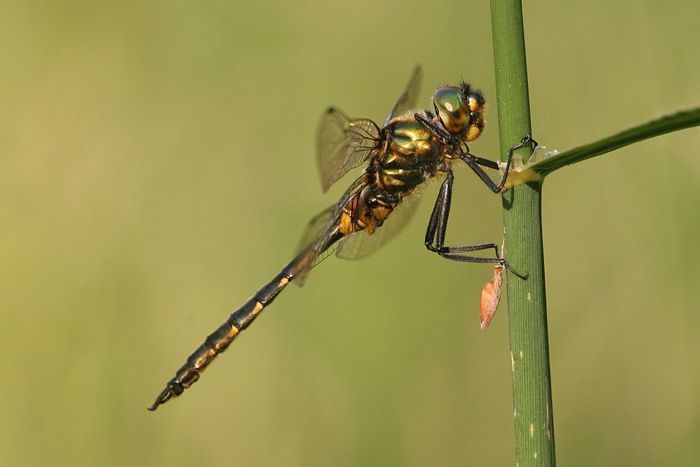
[148,66,535,411]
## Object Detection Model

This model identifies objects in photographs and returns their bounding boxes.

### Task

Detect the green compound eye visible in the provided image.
[433,87,470,135]
[432,85,485,142]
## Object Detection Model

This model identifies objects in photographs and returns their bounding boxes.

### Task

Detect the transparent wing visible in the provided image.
[382,65,423,127]
[295,204,336,255]
[292,206,340,287]
[335,196,418,261]
[316,108,380,193]
[293,176,366,286]
[335,175,442,261]
[336,172,444,260]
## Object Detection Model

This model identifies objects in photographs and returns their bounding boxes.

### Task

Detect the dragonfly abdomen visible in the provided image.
[148,258,301,411]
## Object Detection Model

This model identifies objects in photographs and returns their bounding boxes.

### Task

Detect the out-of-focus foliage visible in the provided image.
[1,1,698,466]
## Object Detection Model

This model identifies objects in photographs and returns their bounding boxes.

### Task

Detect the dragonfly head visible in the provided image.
[433,83,485,142]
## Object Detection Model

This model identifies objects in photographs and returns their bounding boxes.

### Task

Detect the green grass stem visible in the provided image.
[491,1,556,465]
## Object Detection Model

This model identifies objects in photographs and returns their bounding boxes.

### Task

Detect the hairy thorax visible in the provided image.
[376,117,442,193]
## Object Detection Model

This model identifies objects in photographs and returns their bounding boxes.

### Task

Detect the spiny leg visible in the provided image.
[467,154,499,170]
[424,171,527,279]
[414,111,538,192]
[424,171,499,259]
[460,134,537,193]
[414,112,460,146]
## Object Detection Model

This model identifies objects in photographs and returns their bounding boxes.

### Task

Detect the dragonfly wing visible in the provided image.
[296,205,336,255]
[335,198,418,260]
[382,65,423,127]
[292,205,339,286]
[317,108,380,193]
[293,176,366,285]
[334,189,425,262]
[336,172,444,260]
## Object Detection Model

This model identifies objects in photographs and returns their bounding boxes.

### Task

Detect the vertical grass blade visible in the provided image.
[490,1,556,465]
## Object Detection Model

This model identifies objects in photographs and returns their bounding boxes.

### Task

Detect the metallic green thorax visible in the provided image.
[375,117,441,193]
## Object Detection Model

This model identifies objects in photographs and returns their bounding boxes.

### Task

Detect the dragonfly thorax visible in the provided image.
[432,84,485,143]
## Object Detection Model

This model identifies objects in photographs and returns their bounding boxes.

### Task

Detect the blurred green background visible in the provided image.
[2,1,699,466]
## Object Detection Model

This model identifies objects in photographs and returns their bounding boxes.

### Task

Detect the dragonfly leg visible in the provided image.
[414,112,461,146]
[424,171,528,279]
[461,134,538,193]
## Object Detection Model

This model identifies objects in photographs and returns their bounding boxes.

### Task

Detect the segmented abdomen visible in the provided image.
[148,249,314,410]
